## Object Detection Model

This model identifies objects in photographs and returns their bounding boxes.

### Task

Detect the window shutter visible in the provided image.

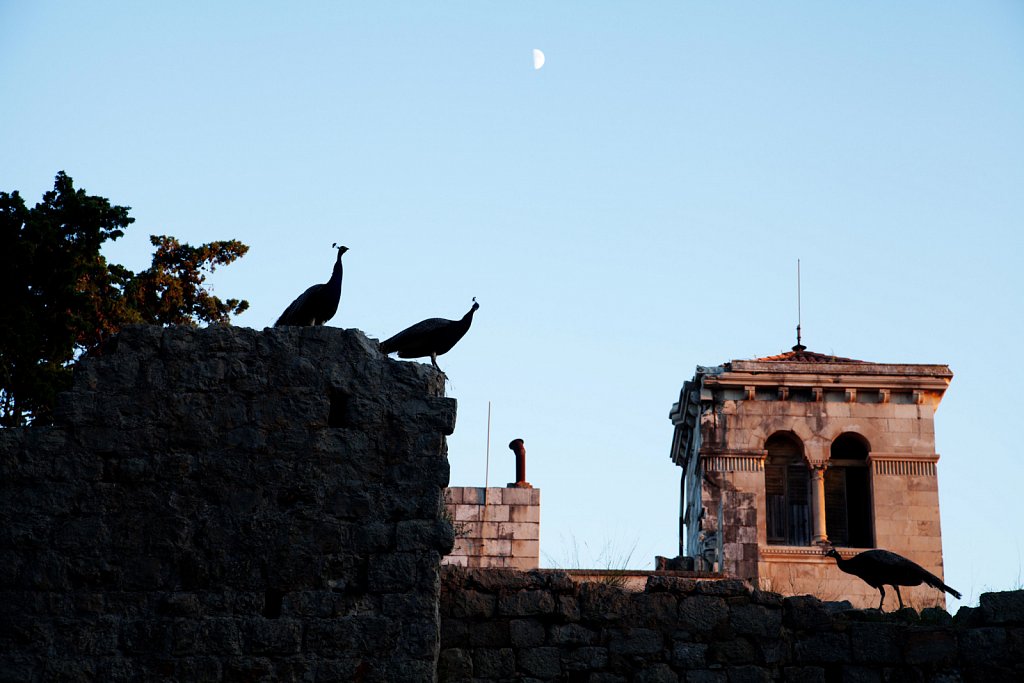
[787,465,810,545]
[825,467,849,546]
[766,465,785,543]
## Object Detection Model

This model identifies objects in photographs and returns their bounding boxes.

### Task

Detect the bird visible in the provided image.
[379,298,479,374]
[274,244,348,327]
[824,547,961,610]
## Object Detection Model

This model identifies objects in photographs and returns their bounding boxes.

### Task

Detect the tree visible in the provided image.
[0,172,249,427]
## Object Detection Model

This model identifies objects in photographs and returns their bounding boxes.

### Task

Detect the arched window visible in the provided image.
[825,434,873,548]
[764,433,810,545]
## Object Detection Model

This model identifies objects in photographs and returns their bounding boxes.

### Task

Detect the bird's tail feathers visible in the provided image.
[923,572,962,599]
[939,582,962,600]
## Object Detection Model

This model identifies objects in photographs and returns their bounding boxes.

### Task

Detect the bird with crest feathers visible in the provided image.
[379,298,479,374]
[274,243,348,327]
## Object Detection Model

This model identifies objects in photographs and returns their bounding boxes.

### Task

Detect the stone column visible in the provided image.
[810,465,828,544]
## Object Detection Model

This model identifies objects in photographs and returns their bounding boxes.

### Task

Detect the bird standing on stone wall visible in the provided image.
[274,244,348,326]
[824,546,961,610]
[379,298,479,374]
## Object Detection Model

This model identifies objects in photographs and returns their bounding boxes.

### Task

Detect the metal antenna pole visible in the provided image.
[795,259,805,351]
[484,401,491,491]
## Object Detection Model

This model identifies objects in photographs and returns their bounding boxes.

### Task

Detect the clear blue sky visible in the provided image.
[3,2,1022,609]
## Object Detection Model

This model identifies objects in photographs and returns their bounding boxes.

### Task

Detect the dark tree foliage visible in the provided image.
[0,172,249,427]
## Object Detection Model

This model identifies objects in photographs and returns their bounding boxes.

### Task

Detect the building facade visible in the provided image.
[668,345,954,608]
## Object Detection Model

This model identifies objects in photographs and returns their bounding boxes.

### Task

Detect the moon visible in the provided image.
[532,49,545,71]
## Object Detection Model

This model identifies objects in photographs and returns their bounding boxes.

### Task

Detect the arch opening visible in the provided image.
[764,432,810,546]
[825,433,873,548]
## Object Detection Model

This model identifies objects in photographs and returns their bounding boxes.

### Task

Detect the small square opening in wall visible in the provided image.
[328,387,351,427]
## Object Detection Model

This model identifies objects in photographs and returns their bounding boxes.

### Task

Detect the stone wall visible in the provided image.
[670,357,954,609]
[443,487,541,570]
[0,325,456,682]
[439,567,1024,682]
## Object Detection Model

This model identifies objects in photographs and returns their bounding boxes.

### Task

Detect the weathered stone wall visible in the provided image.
[0,325,455,682]
[439,567,1024,682]
[670,358,954,609]
[443,487,540,570]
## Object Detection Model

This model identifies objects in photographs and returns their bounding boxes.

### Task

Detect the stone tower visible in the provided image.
[668,345,953,609]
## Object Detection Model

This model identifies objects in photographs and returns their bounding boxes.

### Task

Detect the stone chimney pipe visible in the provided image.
[508,438,531,488]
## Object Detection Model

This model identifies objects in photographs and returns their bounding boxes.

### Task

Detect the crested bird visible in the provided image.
[379,298,479,374]
[824,547,961,610]
[274,244,348,326]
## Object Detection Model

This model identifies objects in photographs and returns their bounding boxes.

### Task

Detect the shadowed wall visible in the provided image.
[0,325,455,682]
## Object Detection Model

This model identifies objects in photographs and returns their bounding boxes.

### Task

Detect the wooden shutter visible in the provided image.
[825,467,849,546]
[787,465,810,545]
[766,465,785,543]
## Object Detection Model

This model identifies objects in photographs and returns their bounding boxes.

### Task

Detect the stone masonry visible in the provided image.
[0,325,456,682]
[439,567,1024,682]
[669,349,954,609]
[7,325,1018,682]
[443,487,541,570]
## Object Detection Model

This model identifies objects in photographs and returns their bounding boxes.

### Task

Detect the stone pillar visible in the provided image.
[810,465,828,544]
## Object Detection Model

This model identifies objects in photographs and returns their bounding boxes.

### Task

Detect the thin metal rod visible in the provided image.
[484,401,491,491]
[796,259,803,349]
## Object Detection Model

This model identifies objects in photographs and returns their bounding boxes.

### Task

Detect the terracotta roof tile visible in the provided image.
[753,348,864,364]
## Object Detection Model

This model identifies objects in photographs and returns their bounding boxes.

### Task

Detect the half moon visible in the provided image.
[532,49,545,71]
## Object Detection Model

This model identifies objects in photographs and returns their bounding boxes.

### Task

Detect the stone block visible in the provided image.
[709,636,757,664]
[455,502,485,524]
[783,595,832,631]
[549,623,597,646]
[850,622,901,664]
[518,646,562,678]
[979,590,1024,625]
[437,648,472,680]
[686,669,728,683]
[782,666,826,682]
[498,589,555,616]
[959,627,1008,666]
[564,646,609,671]
[466,619,510,649]
[607,627,663,655]
[447,589,496,618]
[508,618,545,647]
[512,539,540,560]
[498,521,539,540]
[502,487,540,505]
[634,662,679,682]
[903,628,956,665]
[482,505,510,523]
[509,504,541,523]
[671,640,708,668]
[730,603,782,637]
[245,619,302,656]
[458,487,490,505]
[678,595,728,632]
[480,538,512,557]
[472,647,515,678]
[508,555,536,571]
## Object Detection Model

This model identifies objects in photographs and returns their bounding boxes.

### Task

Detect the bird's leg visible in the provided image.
[877,587,885,611]
[430,353,448,380]
[895,586,904,609]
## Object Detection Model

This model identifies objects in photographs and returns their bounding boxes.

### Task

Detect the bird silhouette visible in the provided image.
[824,547,961,610]
[274,244,348,326]
[379,298,479,374]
